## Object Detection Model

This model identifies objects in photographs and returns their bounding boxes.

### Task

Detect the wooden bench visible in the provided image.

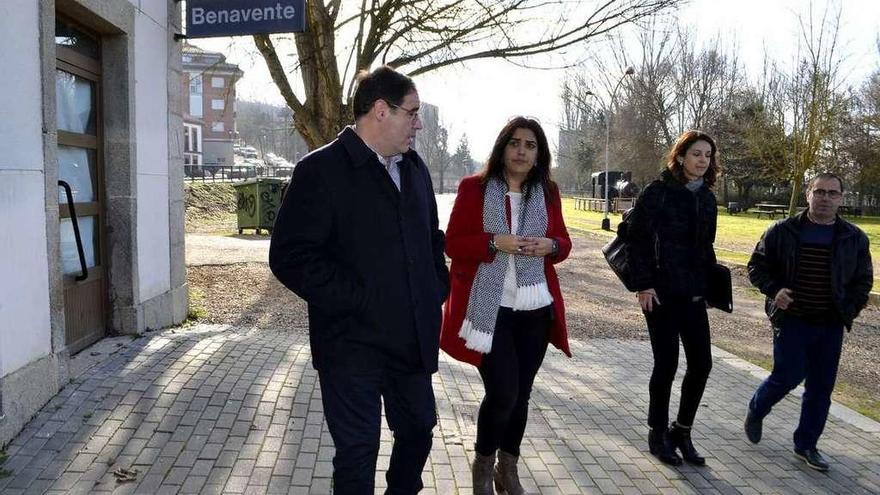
[753,203,789,218]
[613,197,635,212]
[753,209,779,218]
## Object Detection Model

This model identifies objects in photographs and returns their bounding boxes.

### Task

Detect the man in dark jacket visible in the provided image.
[269,66,449,494]
[745,173,873,472]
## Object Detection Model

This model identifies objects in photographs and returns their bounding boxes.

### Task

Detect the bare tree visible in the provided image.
[252,1,681,150]
[414,103,450,192]
[559,19,743,187]
[838,71,880,208]
[673,30,744,134]
[776,2,845,215]
[557,74,604,191]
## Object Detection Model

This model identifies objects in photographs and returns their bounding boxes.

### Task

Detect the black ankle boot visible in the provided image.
[648,428,682,466]
[669,422,706,465]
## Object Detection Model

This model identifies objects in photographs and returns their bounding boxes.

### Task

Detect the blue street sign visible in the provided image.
[186,0,305,38]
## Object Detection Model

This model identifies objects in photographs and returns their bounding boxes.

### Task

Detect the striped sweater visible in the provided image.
[788,219,836,323]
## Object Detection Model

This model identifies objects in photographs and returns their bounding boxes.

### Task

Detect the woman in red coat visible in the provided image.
[441,116,572,495]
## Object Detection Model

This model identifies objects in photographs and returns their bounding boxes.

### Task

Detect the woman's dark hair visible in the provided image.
[665,130,721,188]
[352,65,416,120]
[478,116,552,194]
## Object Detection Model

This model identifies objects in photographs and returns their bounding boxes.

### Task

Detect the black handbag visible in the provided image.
[705,263,733,313]
[602,209,640,292]
[602,188,665,292]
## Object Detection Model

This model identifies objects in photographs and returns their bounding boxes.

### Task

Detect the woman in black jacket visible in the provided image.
[629,130,721,466]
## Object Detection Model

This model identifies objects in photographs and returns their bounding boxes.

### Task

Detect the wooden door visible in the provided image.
[56,17,107,354]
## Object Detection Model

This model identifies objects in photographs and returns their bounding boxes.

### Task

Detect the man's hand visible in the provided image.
[638,288,661,313]
[774,288,794,310]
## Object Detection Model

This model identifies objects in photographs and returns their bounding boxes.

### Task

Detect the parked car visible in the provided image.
[229,159,262,180]
[240,146,258,159]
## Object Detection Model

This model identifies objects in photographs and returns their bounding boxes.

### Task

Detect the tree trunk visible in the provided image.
[788,173,804,217]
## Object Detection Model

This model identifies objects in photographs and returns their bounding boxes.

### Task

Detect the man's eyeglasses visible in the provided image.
[811,189,842,199]
[385,101,420,122]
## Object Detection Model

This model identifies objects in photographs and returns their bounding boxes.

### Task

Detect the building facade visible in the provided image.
[0,0,187,445]
[182,44,242,168]
[414,101,469,192]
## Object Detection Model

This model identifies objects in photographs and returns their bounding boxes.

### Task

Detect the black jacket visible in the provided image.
[748,211,873,330]
[269,127,449,373]
[628,169,718,301]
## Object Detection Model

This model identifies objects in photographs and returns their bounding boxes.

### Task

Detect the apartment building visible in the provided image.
[182,44,243,168]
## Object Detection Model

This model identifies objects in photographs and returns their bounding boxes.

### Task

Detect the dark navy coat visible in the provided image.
[628,169,718,301]
[269,127,449,373]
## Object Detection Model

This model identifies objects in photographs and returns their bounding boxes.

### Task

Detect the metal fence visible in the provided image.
[571,196,635,213]
[184,165,294,183]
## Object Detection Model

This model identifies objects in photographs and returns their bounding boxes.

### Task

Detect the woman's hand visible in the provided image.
[638,288,661,313]
[519,237,555,257]
[493,234,528,254]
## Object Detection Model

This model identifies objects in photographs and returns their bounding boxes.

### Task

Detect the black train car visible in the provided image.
[590,171,639,200]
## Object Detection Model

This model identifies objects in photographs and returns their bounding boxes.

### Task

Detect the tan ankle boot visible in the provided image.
[472,451,496,495]
[493,450,525,495]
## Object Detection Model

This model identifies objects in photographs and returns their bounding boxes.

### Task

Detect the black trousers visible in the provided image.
[318,367,436,495]
[643,299,712,429]
[475,306,551,457]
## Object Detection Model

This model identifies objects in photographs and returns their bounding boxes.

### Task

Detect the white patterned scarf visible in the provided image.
[458,177,552,353]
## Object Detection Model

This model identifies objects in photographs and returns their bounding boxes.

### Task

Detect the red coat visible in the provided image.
[440,175,573,367]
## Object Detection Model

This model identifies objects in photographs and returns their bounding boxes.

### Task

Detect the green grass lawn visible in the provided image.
[561,197,880,288]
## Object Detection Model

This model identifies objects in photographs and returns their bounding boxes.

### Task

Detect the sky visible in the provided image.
[189,0,880,162]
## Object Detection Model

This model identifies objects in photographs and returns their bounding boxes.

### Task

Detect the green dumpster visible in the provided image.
[233,178,285,235]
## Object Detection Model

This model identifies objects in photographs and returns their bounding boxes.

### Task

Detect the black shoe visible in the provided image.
[648,428,682,466]
[744,410,762,444]
[669,422,706,465]
[794,448,830,472]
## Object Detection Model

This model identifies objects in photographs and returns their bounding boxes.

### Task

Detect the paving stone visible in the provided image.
[180,475,208,494]
[3,327,879,494]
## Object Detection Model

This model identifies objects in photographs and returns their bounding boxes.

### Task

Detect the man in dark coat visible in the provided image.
[745,172,873,472]
[269,66,449,494]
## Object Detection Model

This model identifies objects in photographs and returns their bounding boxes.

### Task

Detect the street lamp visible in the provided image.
[602,66,635,231]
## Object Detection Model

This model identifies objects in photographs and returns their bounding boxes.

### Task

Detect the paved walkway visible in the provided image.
[185,194,455,267]
[1,324,878,494]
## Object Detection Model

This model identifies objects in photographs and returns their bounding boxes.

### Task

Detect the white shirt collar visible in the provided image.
[374,151,402,168]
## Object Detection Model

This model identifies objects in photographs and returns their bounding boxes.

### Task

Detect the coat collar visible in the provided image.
[338,126,377,168]
[782,209,857,239]
[338,125,418,169]
[660,168,709,193]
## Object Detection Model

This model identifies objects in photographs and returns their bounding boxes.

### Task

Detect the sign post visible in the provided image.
[184,0,305,38]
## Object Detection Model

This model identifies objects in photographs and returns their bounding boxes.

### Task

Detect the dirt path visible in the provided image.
[186,225,879,417]
[184,186,879,418]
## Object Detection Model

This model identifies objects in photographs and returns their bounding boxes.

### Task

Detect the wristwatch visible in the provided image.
[550,238,559,256]
[488,234,498,254]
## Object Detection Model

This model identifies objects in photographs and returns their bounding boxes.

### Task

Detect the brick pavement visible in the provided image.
[1,324,878,494]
